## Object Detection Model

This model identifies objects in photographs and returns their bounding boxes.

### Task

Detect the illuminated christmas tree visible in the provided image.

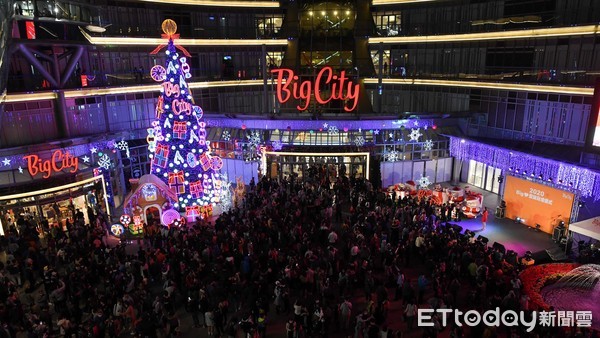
[148,20,223,211]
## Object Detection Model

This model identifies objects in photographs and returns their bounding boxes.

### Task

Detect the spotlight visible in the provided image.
[516,217,521,222]
[460,139,466,143]
[558,180,563,184]
[508,167,513,172]
[535,224,541,232]
[538,174,543,179]
[515,169,520,173]
[523,171,527,175]
[547,178,552,182]
[569,182,573,187]
[530,173,535,177]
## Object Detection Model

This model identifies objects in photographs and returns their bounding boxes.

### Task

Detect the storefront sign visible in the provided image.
[23,150,79,178]
[272,67,360,112]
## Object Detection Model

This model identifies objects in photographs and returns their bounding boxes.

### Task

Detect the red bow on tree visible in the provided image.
[150,36,191,57]
[151,20,191,57]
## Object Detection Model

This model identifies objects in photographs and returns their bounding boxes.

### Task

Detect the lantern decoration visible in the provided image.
[111,224,125,236]
[120,214,131,225]
[168,171,186,195]
[148,19,221,209]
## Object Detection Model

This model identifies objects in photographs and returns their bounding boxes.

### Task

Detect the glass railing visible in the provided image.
[369,68,598,86]
[13,0,103,26]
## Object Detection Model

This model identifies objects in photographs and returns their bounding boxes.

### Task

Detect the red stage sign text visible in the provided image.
[272,67,360,112]
[24,150,79,178]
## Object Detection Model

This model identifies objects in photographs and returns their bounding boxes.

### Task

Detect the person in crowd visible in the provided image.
[0,168,580,338]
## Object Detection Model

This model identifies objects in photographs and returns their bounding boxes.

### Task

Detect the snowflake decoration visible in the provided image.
[385,150,399,162]
[98,154,111,170]
[272,140,283,151]
[116,140,129,151]
[222,130,231,141]
[247,131,261,147]
[328,125,339,135]
[354,135,365,147]
[409,128,422,142]
[418,176,431,189]
[423,139,434,151]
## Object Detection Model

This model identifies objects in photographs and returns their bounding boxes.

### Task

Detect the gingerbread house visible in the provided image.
[123,174,177,226]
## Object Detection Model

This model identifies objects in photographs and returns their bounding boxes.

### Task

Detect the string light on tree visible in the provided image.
[148,20,222,208]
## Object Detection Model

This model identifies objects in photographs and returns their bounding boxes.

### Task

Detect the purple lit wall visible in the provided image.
[206,118,435,131]
[449,137,600,200]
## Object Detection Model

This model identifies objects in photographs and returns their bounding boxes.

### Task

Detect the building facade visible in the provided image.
[2,0,600,228]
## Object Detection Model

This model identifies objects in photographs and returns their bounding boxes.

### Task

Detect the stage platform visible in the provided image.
[442,183,564,257]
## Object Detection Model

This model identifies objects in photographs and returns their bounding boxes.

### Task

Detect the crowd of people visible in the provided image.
[0,167,598,338]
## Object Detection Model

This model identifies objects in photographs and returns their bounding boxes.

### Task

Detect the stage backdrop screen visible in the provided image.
[504,175,574,234]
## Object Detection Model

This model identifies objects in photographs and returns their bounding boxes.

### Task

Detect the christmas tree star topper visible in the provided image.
[150,19,191,57]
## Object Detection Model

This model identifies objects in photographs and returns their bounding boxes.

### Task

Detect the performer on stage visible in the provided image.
[481,207,489,231]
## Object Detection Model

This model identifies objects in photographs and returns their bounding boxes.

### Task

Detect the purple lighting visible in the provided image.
[449,137,600,200]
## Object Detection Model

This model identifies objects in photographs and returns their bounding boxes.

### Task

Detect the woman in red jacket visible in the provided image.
[481,207,489,231]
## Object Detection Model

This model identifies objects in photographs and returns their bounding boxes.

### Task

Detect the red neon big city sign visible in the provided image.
[272,67,360,112]
[24,150,79,179]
